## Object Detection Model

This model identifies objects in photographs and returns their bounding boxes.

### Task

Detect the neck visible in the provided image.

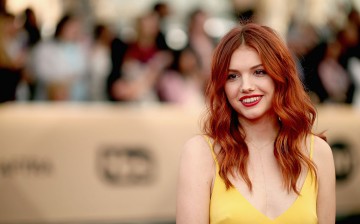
[138,35,155,47]
[240,115,280,146]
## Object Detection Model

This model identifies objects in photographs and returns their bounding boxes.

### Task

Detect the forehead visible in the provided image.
[228,45,262,70]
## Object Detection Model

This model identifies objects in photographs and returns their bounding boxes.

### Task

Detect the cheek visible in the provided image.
[261,77,275,93]
[224,84,235,100]
[266,81,276,101]
[269,80,276,96]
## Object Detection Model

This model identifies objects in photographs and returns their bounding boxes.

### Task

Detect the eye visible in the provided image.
[227,73,239,80]
[254,69,267,76]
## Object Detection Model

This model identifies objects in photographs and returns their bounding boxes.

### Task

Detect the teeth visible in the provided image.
[241,96,261,103]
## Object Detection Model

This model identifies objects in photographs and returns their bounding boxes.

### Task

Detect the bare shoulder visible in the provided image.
[184,134,209,149]
[312,136,336,223]
[178,134,215,183]
[181,135,214,167]
[312,135,334,166]
[312,135,335,185]
[176,135,215,223]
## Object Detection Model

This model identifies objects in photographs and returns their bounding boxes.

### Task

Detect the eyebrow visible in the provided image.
[250,64,264,69]
[228,64,264,72]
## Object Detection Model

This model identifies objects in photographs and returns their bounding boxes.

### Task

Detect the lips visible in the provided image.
[239,95,263,107]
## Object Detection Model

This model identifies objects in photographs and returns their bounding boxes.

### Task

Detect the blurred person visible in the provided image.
[348,7,360,27]
[348,56,360,107]
[342,8,360,59]
[346,8,360,107]
[0,12,27,103]
[230,0,258,21]
[23,8,41,47]
[317,38,353,104]
[287,22,324,65]
[299,18,358,104]
[288,22,329,104]
[30,13,89,101]
[176,23,335,223]
[89,23,114,101]
[110,11,172,102]
[22,7,41,100]
[187,8,215,79]
[153,1,171,20]
[106,35,128,101]
[315,20,359,105]
[152,1,171,51]
[338,10,360,104]
[157,47,205,106]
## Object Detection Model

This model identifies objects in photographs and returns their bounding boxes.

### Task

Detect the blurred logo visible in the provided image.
[0,156,54,178]
[331,141,355,181]
[97,146,156,186]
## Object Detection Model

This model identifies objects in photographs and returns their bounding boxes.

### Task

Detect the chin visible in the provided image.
[240,110,274,121]
[239,113,262,121]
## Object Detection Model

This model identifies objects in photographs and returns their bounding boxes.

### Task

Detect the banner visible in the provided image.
[0,103,359,223]
[315,106,360,216]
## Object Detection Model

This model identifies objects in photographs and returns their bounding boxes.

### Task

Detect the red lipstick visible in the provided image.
[239,95,263,107]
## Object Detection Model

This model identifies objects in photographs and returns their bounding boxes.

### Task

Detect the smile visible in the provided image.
[239,96,262,107]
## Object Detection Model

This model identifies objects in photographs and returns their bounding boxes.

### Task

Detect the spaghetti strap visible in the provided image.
[203,135,219,165]
[310,134,314,160]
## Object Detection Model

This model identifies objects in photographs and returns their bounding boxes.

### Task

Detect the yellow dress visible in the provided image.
[207,135,318,224]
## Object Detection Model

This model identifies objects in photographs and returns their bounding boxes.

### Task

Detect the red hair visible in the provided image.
[204,23,318,194]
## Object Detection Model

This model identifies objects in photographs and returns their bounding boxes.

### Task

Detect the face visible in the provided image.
[179,49,198,74]
[61,19,82,42]
[224,45,275,122]
[139,13,159,38]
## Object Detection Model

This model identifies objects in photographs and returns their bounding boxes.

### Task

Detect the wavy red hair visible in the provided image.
[203,23,319,194]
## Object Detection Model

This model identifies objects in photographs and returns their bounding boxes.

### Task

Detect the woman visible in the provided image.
[110,11,172,102]
[176,23,335,223]
[157,47,205,106]
[31,13,88,101]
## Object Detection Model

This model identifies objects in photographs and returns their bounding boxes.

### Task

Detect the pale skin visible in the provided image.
[176,45,336,223]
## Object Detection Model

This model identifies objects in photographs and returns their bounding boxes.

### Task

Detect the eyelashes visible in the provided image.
[227,74,238,80]
[227,69,267,80]
[254,69,267,76]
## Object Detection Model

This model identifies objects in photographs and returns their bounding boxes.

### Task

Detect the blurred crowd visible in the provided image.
[1,1,360,108]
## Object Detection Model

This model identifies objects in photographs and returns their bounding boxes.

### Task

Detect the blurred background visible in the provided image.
[0,0,360,223]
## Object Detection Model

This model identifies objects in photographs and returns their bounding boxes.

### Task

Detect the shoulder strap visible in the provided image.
[310,134,314,160]
[203,135,219,166]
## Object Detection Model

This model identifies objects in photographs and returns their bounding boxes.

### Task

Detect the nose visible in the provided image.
[240,76,255,93]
